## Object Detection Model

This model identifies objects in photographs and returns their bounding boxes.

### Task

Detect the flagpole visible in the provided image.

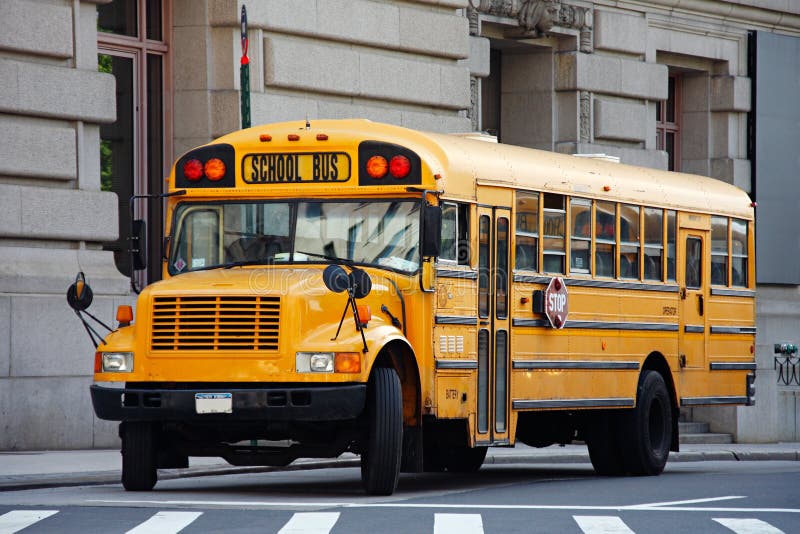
[240,5,251,129]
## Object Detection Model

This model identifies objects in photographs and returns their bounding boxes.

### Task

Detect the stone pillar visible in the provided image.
[0,0,129,450]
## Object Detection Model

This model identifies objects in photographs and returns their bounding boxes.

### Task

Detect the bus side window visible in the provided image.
[666,210,677,281]
[644,207,664,281]
[685,236,702,289]
[440,202,458,263]
[620,204,640,279]
[543,193,565,274]
[440,202,471,266]
[595,200,616,278]
[570,198,591,274]
[731,218,748,287]
[515,191,539,271]
[711,216,728,286]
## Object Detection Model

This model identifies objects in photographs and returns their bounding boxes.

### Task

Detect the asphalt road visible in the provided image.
[1,461,798,533]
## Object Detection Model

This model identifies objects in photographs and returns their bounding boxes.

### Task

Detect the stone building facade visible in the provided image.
[0,0,798,449]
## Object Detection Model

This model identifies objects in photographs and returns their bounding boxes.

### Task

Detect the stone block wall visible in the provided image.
[0,0,129,450]
[172,0,473,157]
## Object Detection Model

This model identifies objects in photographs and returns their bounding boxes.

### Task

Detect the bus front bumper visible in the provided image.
[90,383,366,422]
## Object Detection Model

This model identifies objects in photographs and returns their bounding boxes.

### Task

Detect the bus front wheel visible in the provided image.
[622,370,672,475]
[360,367,403,495]
[121,421,157,491]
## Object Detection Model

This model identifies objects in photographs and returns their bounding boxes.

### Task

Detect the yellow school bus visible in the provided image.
[84,119,755,495]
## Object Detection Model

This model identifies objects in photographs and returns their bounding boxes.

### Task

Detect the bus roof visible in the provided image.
[208,119,754,220]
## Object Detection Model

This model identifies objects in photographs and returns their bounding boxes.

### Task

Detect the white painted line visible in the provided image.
[86,499,800,514]
[713,518,786,534]
[126,511,203,534]
[0,510,58,534]
[434,513,484,534]
[631,496,746,508]
[278,512,340,534]
[574,516,635,534]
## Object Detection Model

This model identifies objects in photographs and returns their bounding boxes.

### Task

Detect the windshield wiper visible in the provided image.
[223,259,276,269]
[296,250,355,267]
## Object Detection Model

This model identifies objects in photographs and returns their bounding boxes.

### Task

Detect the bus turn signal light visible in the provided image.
[204,158,226,181]
[366,156,389,179]
[116,305,133,326]
[183,159,203,181]
[356,304,371,326]
[335,352,361,373]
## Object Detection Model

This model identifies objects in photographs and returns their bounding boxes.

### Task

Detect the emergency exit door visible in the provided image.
[476,206,511,444]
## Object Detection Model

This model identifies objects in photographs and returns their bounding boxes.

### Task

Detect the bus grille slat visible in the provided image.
[150,296,280,351]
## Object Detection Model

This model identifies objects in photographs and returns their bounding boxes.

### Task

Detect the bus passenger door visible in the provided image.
[678,227,709,369]
[476,206,511,445]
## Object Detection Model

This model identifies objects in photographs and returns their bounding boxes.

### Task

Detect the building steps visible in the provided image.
[678,421,733,444]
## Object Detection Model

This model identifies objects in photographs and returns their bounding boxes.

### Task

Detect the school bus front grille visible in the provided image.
[150,296,280,351]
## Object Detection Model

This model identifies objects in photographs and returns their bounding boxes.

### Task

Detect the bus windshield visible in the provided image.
[169,200,421,274]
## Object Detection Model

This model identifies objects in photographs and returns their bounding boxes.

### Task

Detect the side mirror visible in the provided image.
[131,219,147,271]
[67,272,93,311]
[421,204,442,258]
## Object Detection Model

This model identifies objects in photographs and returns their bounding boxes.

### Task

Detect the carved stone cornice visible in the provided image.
[469,0,593,38]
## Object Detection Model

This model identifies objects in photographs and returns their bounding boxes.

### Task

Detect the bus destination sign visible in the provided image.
[242,152,351,184]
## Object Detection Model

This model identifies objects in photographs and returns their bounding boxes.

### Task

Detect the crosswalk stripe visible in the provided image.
[0,510,58,534]
[713,518,785,534]
[574,515,635,534]
[125,511,203,534]
[278,512,341,534]
[433,513,484,534]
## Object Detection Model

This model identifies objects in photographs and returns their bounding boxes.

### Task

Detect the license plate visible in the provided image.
[195,392,232,414]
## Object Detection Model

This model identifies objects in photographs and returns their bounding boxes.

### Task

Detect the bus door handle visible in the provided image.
[680,287,687,299]
[697,294,704,316]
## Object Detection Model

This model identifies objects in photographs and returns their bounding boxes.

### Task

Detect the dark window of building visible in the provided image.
[657,74,681,171]
[98,0,169,286]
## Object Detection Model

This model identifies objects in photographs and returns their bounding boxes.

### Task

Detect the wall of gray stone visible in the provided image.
[0,0,129,450]
[172,0,474,157]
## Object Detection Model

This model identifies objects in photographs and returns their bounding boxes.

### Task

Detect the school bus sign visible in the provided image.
[545,277,568,329]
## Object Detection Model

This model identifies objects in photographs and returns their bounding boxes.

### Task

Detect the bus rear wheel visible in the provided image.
[621,370,672,475]
[360,367,403,495]
[586,412,626,476]
[121,421,157,491]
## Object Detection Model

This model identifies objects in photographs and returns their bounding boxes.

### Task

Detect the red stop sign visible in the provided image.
[544,277,568,329]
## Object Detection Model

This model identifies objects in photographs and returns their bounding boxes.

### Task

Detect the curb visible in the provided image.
[1,449,798,492]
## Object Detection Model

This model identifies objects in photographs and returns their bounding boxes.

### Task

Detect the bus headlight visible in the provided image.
[296,352,334,373]
[101,352,134,372]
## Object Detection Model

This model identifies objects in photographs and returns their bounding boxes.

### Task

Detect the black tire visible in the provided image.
[586,412,626,476]
[441,446,488,473]
[621,370,673,476]
[121,422,158,491]
[361,367,403,495]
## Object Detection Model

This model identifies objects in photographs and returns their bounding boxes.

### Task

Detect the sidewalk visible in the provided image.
[2,442,799,492]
